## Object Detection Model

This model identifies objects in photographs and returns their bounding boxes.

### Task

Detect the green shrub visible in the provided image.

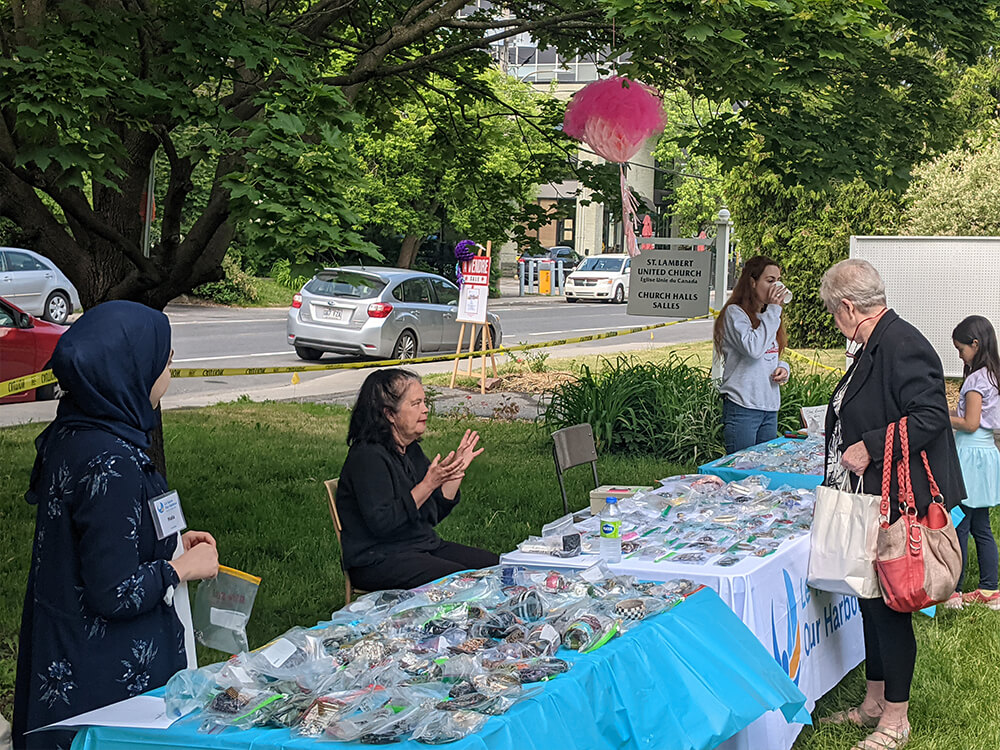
[725,167,901,349]
[777,365,840,433]
[192,255,260,305]
[543,355,724,464]
[543,355,839,462]
[270,258,311,291]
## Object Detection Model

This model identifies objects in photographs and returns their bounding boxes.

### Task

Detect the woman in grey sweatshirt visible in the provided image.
[713,256,790,454]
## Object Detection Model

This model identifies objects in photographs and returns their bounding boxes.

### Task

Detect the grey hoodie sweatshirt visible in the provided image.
[718,304,789,412]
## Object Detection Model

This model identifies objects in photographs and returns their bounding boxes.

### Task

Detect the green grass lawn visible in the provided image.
[248,276,296,307]
[2,402,998,748]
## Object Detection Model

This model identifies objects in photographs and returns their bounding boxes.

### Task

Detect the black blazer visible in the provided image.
[824,310,965,519]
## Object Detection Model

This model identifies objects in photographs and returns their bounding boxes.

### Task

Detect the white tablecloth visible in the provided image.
[502,534,864,750]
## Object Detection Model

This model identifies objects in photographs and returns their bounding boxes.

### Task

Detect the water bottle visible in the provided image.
[599,496,622,563]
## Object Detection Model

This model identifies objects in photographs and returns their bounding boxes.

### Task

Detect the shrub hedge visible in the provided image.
[543,355,838,463]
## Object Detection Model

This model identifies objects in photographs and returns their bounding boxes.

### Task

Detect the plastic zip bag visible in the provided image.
[193,565,261,654]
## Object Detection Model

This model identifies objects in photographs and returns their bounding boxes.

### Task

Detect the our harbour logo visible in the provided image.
[770,570,802,685]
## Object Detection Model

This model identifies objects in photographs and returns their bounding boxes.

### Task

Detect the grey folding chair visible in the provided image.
[551,423,600,514]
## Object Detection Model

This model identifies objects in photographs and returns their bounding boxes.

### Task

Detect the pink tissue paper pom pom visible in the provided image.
[563,77,666,163]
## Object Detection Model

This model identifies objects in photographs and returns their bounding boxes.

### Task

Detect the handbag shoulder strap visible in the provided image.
[880,421,896,525]
[899,416,944,500]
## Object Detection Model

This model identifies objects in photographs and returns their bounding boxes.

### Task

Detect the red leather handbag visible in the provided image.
[875,418,962,613]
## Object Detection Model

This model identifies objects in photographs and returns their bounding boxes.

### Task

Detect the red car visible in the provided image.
[0,295,65,404]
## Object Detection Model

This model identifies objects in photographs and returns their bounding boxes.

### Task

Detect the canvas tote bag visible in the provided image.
[807,464,883,599]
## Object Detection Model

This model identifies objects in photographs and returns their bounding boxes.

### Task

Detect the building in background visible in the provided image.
[491,37,661,271]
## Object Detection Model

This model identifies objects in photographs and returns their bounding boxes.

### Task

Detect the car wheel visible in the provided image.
[566,297,579,303]
[43,291,70,324]
[294,345,323,361]
[392,330,418,360]
[613,285,625,304]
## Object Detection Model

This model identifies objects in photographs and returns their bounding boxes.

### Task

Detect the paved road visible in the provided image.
[1,296,713,426]
[163,298,711,395]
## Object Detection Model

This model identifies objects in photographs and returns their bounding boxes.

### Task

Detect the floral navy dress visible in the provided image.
[12,302,186,750]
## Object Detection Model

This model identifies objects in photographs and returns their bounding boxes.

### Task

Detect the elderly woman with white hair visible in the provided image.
[817,259,964,749]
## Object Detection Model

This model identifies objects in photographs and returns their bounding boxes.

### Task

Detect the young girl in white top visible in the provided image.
[945,315,1000,610]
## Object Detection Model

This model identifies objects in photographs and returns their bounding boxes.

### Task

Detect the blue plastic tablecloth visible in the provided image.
[72,589,809,750]
[698,438,823,490]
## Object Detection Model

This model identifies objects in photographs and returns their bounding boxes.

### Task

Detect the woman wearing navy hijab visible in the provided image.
[12,301,219,750]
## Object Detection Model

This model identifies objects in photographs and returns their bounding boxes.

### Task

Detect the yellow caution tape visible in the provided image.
[0,311,717,397]
[784,349,846,375]
[0,369,58,398]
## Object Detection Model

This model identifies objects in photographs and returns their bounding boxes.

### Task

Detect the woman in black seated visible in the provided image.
[337,368,499,591]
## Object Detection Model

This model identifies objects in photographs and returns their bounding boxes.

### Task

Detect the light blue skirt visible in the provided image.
[955,428,1000,509]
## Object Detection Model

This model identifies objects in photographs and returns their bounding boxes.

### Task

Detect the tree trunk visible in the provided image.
[396,234,422,268]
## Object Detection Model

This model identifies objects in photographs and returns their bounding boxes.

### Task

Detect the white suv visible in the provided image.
[564,254,631,303]
[0,248,80,324]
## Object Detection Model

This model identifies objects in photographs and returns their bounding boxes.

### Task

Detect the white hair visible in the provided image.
[819,259,887,313]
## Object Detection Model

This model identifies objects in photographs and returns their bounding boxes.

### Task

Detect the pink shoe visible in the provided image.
[943,592,964,610]
[962,589,1000,610]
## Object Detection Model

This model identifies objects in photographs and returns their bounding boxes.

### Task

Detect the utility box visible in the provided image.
[538,260,554,295]
[589,485,655,515]
[851,236,1000,378]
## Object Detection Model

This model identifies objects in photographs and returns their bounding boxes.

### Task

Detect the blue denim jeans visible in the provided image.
[722,397,778,454]
[956,505,1000,592]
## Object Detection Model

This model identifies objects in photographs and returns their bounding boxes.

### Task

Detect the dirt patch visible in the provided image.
[485,371,577,393]
[945,378,961,407]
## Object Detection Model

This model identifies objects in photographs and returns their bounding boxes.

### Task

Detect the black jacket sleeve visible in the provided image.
[861,331,951,465]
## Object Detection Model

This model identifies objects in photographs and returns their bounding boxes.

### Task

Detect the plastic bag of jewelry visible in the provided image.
[192,566,261,654]
[511,656,571,684]
[562,612,620,653]
[468,608,518,640]
[523,622,562,656]
[480,641,538,669]
[440,653,486,681]
[345,589,416,619]
[409,709,488,744]
[249,627,336,681]
[294,685,390,738]
[198,686,283,734]
[165,663,223,718]
[501,586,548,622]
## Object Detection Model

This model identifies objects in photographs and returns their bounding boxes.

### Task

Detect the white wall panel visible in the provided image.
[851,236,1000,378]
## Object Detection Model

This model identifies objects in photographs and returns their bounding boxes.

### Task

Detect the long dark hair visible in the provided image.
[953,315,1000,389]
[347,368,421,449]
[713,255,788,354]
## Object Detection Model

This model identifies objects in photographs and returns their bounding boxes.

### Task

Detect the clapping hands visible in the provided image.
[425,430,484,489]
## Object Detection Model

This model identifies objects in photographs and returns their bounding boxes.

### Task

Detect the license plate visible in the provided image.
[318,307,344,321]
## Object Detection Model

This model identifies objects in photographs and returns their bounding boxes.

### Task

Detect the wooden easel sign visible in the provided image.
[451,241,498,393]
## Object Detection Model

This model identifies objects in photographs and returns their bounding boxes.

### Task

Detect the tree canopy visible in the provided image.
[1,0,996,308]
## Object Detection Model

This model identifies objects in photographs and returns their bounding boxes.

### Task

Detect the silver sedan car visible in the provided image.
[0,247,80,324]
[286,266,502,361]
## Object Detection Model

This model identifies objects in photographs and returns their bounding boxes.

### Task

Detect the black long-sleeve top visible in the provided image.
[823,310,965,519]
[336,440,459,568]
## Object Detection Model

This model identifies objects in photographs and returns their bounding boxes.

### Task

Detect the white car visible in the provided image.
[0,247,80,324]
[564,254,631,303]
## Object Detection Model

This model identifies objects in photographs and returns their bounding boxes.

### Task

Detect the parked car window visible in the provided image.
[0,306,14,327]
[624,258,631,271]
[4,251,48,272]
[429,278,459,306]
[305,271,385,299]
[393,278,433,304]
[577,257,625,273]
